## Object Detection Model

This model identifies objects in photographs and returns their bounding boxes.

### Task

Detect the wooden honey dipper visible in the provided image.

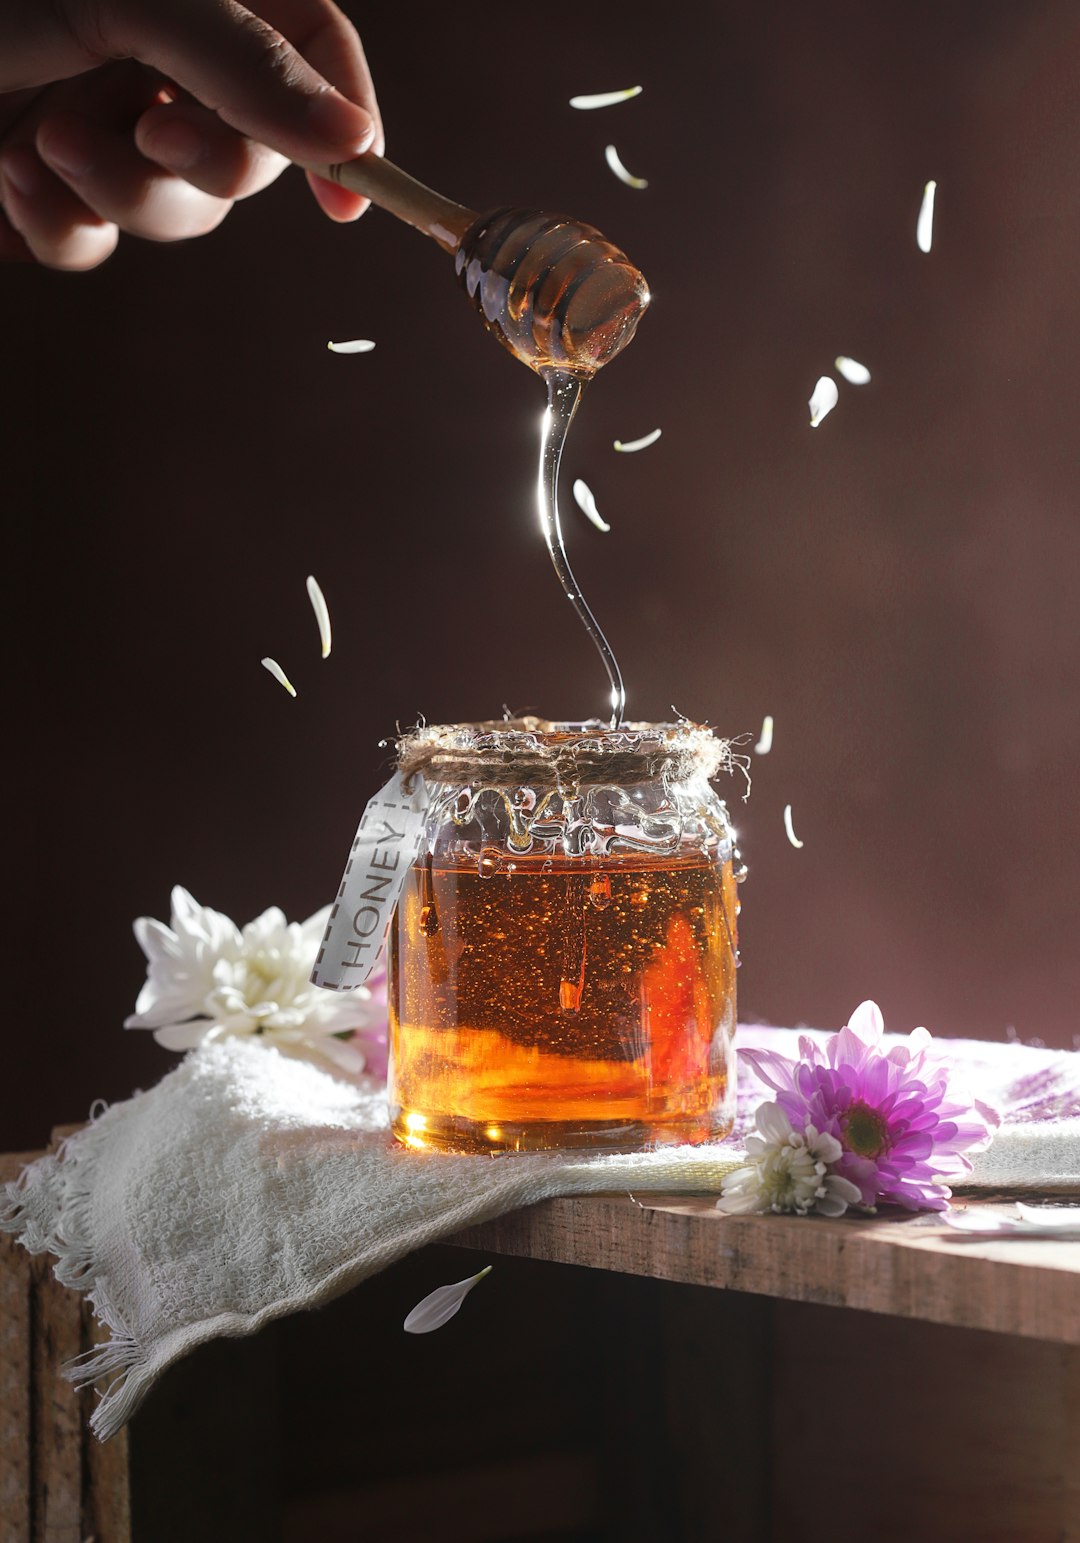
[306,153,651,379]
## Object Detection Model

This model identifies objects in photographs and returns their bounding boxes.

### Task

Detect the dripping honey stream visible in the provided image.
[305,150,650,723]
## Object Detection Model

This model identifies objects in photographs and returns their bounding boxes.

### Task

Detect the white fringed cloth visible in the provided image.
[3,1029,1078,1441]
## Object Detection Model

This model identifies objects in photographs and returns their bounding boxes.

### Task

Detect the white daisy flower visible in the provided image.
[717,1103,862,1217]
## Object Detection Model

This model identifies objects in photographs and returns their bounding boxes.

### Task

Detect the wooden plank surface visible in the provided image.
[0,1234,31,1543]
[0,1149,40,1543]
[0,1139,131,1543]
[31,1261,84,1543]
[451,1193,1080,1344]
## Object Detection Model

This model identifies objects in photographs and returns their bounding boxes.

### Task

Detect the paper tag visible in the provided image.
[311,771,430,991]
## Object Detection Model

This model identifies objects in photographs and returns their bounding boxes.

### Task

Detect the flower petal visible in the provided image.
[716,1186,768,1215]
[783,804,804,848]
[151,1020,213,1051]
[813,1130,843,1164]
[261,657,296,697]
[572,478,610,533]
[125,997,204,1030]
[403,1266,492,1334]
[834,355,872,385]
[613,427,662,453]
[738,1046,799,1096]
[604,144,648,190]
[1015,1203,1080,1230]
[316,1036,366,1075]
[756,1101,792,1144]
[306,575,332,659]
[917,180,937,253]
[569,86,643,110]
[846,1001,884,1045]
[754,715,774,755]
[327,339,376,353]
[132,916,182,962]
[808,376,838,427]
[169,886,203,929]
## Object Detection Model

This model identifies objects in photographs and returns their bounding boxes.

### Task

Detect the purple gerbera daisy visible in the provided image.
[739,1002,1001,1211]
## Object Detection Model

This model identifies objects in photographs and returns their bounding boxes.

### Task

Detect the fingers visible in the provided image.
[0,145,118,269]
[36,110,234,242]
[266,0,383,221]
[263,0,380,130]
[0,0,385,266]
[303,164,363,221]
[102,0,377,166]
[135,99,287,201]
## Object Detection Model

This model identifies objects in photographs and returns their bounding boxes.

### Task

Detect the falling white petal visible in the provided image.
[613,427,662,453]
[306,575,332,659]
[572,478,611,533]
[569,86,642,110]
[327,339,376,354]
[917,180,937,254]
[261,657,297,697]
[754,715,774,755]
[808,376,838,427]
[404,1266,493,1334]
[783,804,804,849]
[834,356,872,386]
[604,144,648,190]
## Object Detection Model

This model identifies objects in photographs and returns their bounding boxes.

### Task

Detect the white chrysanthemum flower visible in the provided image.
[124,886,387,1078]
[717,1102,863,1217]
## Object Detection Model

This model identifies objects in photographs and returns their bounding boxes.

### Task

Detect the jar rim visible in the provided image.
[396,717,738,789]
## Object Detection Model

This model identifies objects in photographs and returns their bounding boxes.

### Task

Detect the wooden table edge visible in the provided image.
[448,1192,1080,1345]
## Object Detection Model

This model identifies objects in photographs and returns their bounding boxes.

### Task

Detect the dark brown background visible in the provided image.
[7,0,1080,1150]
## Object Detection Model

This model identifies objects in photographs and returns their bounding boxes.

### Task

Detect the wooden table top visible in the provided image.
[451,1191,1080,1345]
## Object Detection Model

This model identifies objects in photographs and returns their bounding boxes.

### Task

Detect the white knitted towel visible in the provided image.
[2,1028,1077,1441]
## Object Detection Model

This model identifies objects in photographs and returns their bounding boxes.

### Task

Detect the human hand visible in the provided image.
[0,0,383,269]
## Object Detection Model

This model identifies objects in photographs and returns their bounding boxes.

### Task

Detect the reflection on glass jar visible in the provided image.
[389,720,744,1153]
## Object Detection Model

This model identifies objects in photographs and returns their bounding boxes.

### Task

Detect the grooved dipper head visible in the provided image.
[455,207,650,378]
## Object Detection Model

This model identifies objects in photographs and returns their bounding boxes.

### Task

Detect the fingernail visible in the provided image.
[307,90,375,156]
[38,123,92,180]
[144,117,203,172]
[0,147,44,198]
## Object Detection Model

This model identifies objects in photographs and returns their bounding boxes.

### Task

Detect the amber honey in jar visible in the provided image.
[388,720,742,1154]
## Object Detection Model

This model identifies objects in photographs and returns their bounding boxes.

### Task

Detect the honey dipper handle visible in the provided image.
[304,153,476,253]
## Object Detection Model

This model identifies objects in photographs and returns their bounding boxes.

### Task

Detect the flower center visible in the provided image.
[842,1101,889,1159]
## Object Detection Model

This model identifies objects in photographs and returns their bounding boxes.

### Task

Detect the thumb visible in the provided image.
[101,0,375,164]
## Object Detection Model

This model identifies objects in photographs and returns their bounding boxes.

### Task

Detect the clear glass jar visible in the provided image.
[388,720,742,1153]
